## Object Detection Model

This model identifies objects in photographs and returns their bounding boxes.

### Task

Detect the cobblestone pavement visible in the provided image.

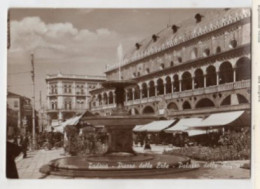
[16,146,250,179]
[16,148,67,179]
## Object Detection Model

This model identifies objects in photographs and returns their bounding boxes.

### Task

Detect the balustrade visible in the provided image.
[91,80,250,111]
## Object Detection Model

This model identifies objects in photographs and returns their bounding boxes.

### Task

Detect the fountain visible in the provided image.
[40,45,192,178]
[40,80,192,178]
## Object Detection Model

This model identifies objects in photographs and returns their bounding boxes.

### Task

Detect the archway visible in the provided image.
[134,86,140,100]
[196,98,215,108]
[98,94,102,105]
[183,101,191,110]
[206,65,217,87]
[143,106,155,114]
[127,88,133,101]
[167,102,178,110]
[157,78,164,95]
[165,76,172,94]
[236,57,250,81]
[194,69,204,88]
[149,81,155,97]
[108,91,113,104]
[182,72,192,91]
[142,83,148,98]
[219,61,233,84]
[173,75,179,92]
[103,93,108,105]
[221,94,249,106]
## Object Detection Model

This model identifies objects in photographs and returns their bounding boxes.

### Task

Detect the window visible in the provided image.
[178,57,182,63]
[64,85,67,93]
[50,84,57,94]
[203,48,210,57]
[51,101,57,110]
[170,61,174,67]
[65,101,72,110]
[68,85,72,93]
[76,84,85,95]
[216,46,221,54]
[146,68,150,74]
[229,40,237,48]
[191,48,198,59]
[14,101,18,108]
[160,64,165,70]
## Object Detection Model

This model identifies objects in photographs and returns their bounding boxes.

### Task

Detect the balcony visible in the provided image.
[91,80,250,111]
[127,80,250,105]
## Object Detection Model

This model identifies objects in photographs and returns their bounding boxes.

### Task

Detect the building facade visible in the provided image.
[7,92,33,136]
[46,73,106,125]
[90,9,251,119]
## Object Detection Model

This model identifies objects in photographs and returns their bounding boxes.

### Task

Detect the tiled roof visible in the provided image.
[7,91,31,100]
[106,8,250,72]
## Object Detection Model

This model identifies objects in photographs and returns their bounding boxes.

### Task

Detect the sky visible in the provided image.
[7,8,201,109]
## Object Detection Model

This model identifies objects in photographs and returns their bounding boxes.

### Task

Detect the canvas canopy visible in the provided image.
[164,118,207,136]
[187,111,248,130]
[133,120,176,132]
[53,115,83,133]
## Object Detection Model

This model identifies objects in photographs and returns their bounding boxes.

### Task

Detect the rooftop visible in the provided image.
[46,72,106,81]
[7,91,31,100]
[105,8,250,73]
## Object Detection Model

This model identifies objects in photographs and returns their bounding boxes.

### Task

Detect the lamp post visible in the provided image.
[31,53,36,150]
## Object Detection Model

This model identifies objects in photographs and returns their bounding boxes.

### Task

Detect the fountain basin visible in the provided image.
[40,154,192,178]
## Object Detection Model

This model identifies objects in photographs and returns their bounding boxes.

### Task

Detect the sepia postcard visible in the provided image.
[1,0,259,189]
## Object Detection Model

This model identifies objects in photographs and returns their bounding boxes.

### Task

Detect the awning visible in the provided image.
[133,120,176,132]
[164,118,207,136]
[53,115,83,133]
[186,130,207,136]
[165,118,203,132]
[187,111,249,130]
[133,125,145,132]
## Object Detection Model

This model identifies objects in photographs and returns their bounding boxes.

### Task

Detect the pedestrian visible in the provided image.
[144,135,151,150]
[6,136,22,179]
[20,135,28,158]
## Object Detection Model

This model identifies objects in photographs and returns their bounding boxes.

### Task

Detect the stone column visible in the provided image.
[140,87,143,100]
[101,95,104,105]
[132,88,135,101]
[113,92,116,104]
[147,87,150,98]
[58,111,63,124]
[155,85,158,97]
[171,82,174,93]
[216,72,219,85]
[125,91,128,102]
[233,69,236,82]
[192,77,195,90]
[179,80,182,92]
[204,75,207,88]
[164,83,166,95]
